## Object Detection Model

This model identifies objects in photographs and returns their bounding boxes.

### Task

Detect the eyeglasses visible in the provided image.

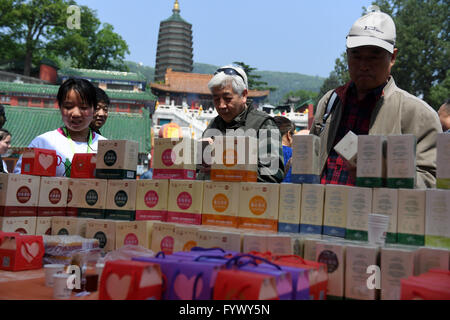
[214,68,246,84]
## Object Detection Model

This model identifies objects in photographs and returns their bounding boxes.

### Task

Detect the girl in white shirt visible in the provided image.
[14,78,107,177]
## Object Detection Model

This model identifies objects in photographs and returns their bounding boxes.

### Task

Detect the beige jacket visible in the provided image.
[310,77,442,188]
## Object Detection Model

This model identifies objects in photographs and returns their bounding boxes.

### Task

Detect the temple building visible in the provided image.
[154,0,193,82]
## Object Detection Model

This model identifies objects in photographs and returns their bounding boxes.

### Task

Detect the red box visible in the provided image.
[99,260,163,300]
[21,148,61,177]
[0,231,44,271]
[71,153,97,178]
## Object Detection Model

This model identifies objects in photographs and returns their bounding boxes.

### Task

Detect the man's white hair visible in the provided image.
[208,65,248,96]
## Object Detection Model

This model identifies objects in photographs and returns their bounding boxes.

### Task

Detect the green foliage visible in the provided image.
[283,89,318,104]
[232,61,277,93]
[0,0,129,75]
[331,0,449,108]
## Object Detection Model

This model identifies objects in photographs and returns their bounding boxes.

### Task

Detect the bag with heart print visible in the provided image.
[133,252,225,300]
[21,148,62,177]
[0,231,44,271]
[71,153,97,179]
[98,260,163,300]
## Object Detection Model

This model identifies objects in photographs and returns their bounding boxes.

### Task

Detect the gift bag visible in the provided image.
[400,269,450,300]
[0,232,44,271]
[99,259,163,300]
[171,247,238,260]
[21,148,61,177]
[213,269,279,300]
[273,254,328,300]
[71,153,97,178]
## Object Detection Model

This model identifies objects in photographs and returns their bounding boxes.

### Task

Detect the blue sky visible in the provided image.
[76,0,373,77]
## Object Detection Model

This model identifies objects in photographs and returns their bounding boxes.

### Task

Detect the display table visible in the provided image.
[0,269,99,300]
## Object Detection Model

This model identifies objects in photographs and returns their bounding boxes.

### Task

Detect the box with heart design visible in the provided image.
[0,173,41,217]
[20,148,61,177]
[0,231,44,271]
[133,255,225,300]
[38,177,69,217]
[135,179,169,221]
[71,153,97,179]
[167,180,204,225]
[69,179,108,219]
[115,220,154,250]
[0,216,36,235]
[105,180,137,221]
[96,140,138,180]
[99,259,163,300]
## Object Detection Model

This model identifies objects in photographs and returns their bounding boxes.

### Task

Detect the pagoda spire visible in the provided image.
[173,0,180,14]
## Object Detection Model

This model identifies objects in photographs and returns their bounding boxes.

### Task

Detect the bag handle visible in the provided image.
[226,254,282,271]
[191,247,225,253]
[194,255,229,262]
[155,251,166,258]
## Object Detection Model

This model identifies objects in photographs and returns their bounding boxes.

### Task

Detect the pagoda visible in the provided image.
[154,0,193,82]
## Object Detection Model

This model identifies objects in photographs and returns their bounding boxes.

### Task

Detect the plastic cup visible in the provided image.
[96,263,105,279]
[53,273,72,300]
[368,213,390,245]
[44,264,65,287]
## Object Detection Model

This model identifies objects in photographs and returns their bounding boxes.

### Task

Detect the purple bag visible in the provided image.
[133,254,223,300]
[171,247,239,260]
[226,254,294,300]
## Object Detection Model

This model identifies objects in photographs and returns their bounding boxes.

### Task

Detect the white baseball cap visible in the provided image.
[346,5,396,53]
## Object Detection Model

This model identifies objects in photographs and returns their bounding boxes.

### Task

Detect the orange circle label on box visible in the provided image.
[223,149,238,167]
[212,193,229,213]
[183,240,197,251]
[249,196,267,216]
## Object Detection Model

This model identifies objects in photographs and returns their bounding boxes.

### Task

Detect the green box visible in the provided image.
[356,177,384,188]
[398,233,424,246]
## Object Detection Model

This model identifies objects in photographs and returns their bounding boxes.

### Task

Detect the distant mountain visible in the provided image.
[125,61,325,105]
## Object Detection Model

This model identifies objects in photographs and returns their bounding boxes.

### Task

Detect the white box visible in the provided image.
[425,189,450,249]
[323,184,350,238]
[0,216,36,235]
[278,183,302,233]
[372,188,398,243]
[316,241,346,298]
[436,133,450,188]
[346,186,372,241]
[397,189,426,246]
[387,134,416,188]
[300,184,325,235]
[415,247,450,276]
[333,130,358,167]
[356,135,386,187]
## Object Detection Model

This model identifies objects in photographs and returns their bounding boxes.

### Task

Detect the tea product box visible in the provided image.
[315,241,347,299]
[153,137,196,180]
[436,133,450,189]
[397,189,426,246]
[72,179,108,219]
[0,173,41,217]
[238,182,280,232]
[346,186,372,241]
[51,216,91,237]
[115,220,154,250]
[0,216,36,235]
[302,235,322,261]
[299,184,325,235]
[197,227,241,252]
[345,244,379,300]
[380,245,417,300]
[35,217,52,235]
[266,234,293,255]
[96,140,138,179]
[242,231,268,253]
[105,180,137,221]
[291,135,321,184]
[372,188,398,243]
[278,183,302,233]
[167,180,204,225]
[150,222,176,255]
[85,219,117,252]
[173,224,199,252]
[37,177,69,217]
[333,130,358,168]
[386,134,416,188]
[135,179,169,221]
[356,135,386,188]
[211,136,258,182]
[425,189,450,249]
[202,181,240,228]
[323,184,350,238]
[415,247,449,276]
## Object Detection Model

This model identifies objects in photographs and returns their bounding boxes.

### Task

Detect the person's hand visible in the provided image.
[285,158,292,173]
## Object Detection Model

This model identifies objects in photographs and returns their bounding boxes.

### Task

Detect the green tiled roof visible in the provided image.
[4,105,151,153]
[163,12,190,24]
[58,68,147,82]
[0,81,156,102]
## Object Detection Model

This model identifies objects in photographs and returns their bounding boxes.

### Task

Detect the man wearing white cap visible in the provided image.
[310,6,442,188]
[199,65,285,183]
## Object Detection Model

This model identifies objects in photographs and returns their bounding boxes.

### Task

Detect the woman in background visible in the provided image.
[14,78,107,176]
[0,129,12,173]
[273,116,295,182]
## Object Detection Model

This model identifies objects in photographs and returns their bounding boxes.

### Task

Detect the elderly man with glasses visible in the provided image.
[198,65,285,183]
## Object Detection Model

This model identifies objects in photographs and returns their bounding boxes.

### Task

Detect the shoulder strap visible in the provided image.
[323,91,339,124]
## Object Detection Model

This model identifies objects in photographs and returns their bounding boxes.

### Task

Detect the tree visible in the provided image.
[0,0,130,75]
[232,61,277,92]
[332,0,449,109]
[283,89,318,104]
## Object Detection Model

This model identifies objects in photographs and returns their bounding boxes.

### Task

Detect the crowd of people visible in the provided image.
[0,6,447,187]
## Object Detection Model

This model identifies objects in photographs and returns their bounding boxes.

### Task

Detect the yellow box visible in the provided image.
[202,181,240,228]
[152,138,196,179]
[0,173,41,217]
[135,179,169,221]
[38,177,69,217]
[115,220,154,250]
[150,222,176,254]
[85,219,117,252]
[105,180,137,220]
[167,180,204,225]
[68,179,108,219]
[173,224,199,252]
[96,140,139,179]
[0,216,36,235]
[238,182,279,232]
